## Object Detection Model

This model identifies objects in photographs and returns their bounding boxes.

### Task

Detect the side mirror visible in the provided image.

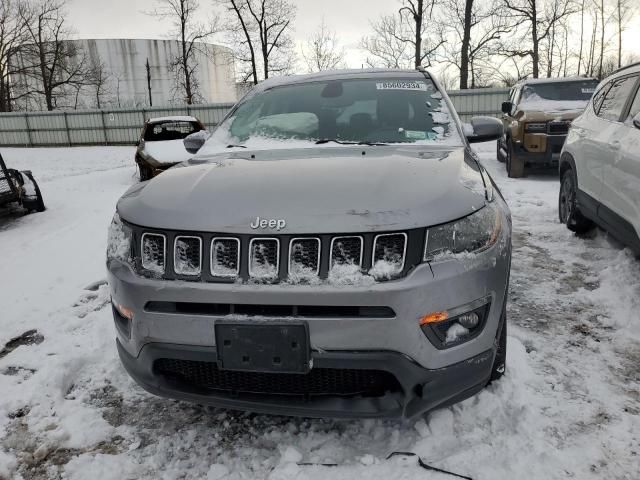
[501,101,512,114]
[466,116,503,143]
[633,112,640,130]
[183,130,209,154]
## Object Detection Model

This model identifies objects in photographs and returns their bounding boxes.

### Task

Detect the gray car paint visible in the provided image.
[108,68,512,415]
[118,146,487,234]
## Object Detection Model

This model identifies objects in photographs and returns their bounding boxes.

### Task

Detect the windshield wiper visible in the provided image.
[315,138,358,145]
[226,144,247,148]
[315,139,389,146]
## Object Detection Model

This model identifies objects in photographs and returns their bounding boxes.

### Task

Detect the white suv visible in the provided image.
[559,63,640,253]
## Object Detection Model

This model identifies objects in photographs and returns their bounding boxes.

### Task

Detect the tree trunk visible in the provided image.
[459,0,473,89]
[531,0,539,78]
[229,0,258,84]
[547,22,555,78]
[414,0,424,68]
[180,0,193,104]
[617,0,622,68]
[598,0,604,78]
[578,0,584,75]
[146,58,153,106]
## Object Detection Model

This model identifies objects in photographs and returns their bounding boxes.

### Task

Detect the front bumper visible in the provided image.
[517,133,567,165]
[107,209,511,417]
[117,339,496,418]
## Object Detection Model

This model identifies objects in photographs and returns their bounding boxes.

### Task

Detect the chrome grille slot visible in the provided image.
[371,233,407,279]
[289,238,320,276]
[211,238,240,277]
[249,238,279,280]
[174,236,202,276]
[330,236,363,268]
[141,233,166,274]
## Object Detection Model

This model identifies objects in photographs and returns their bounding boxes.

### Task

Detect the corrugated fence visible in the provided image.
[0,88,508,147]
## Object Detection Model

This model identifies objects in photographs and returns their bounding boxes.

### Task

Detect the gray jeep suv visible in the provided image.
[106,69,512,418]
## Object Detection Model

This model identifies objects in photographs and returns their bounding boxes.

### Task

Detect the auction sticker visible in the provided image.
[376,81,428,91]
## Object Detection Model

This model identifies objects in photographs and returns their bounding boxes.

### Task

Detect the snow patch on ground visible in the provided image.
[0,143,639,479]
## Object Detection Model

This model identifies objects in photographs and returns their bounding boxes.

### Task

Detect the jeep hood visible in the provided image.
[117,146,487,234]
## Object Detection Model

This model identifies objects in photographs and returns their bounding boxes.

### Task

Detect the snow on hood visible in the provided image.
[117,146,487,234]
[142,140,193,165]
[519,93,588,113]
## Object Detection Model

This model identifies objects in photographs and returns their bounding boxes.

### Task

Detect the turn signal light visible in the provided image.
[419,311,449,325]
[116,304,134,320]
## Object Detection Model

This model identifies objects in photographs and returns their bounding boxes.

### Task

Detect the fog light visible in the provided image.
[458,312,479,329]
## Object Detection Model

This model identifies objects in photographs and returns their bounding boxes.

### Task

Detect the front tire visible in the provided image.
[490,310,507,383]
[559,168,593,233]
[139,163,153,182]
[496,137,506,163]
[506,142,525,178]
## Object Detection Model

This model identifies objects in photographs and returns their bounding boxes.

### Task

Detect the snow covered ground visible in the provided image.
[0,144,638,480]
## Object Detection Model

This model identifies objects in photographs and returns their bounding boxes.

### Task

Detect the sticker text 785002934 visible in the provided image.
[376,81,428,91]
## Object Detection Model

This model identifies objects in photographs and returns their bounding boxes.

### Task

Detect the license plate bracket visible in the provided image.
[215,321,311,374]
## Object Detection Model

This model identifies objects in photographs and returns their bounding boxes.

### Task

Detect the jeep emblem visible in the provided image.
[250,216,286,231]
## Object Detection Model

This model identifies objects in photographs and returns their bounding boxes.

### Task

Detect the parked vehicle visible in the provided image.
[498,77,599,177]
[135,116,206,181]
[0,153,45,213]
[107,69,511,418]
[559,63,640,254]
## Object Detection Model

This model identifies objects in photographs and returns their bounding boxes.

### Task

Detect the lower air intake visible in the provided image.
[154,359,402,397]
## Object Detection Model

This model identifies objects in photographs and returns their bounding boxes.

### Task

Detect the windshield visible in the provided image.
[203,77,461,152]
[520,80,599,104]
[144,121,203,142]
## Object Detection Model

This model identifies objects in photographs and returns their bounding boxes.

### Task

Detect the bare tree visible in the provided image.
[361,0,444,69]
[0,0,31,112]
[149,0,219,104]
[17,0,89,111]
[441,0,511,89]
[613,0,634,69]
[87,56,111,108]
[501,0,574,78]
[145,58,152,106]
[220,0,296,84]
[577,0,585,75]
[301,19,345,72]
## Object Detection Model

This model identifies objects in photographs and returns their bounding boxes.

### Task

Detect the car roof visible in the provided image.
[147,116,199,124]
[602,62,640,82]
[252,68,430,93]
[515,76,598,87]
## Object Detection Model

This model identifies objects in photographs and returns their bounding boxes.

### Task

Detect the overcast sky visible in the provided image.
[67,0,640,75]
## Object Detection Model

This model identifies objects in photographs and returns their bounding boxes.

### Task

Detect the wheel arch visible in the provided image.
[559,152,577,180]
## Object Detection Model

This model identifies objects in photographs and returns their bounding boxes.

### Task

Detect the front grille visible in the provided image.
[211,238,240,277]
[141,233,166,273]
[289,238,320,276]
[372,233,407,275]
[249,238,279,280]
[330,236,363,268]
[134,228,420,282]
[174,236,201,275]
[154,358,402,397]
[548,121,570,135]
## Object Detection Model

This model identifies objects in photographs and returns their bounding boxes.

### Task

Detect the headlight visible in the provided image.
[107,212,132,263]
[524,122,547,133]
[424,203,502,262]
